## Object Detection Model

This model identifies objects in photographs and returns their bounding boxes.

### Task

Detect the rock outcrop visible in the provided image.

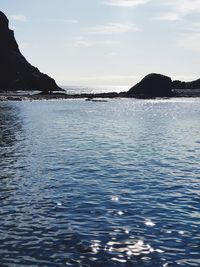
[172,78,200,90]
[0,11,62,92]
[126,73,173,98]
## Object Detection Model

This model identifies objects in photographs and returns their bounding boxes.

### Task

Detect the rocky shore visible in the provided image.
[1,87,200,102]
[0,91,121,101]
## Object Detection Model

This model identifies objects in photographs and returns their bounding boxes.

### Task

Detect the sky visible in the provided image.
[1,0,200,86]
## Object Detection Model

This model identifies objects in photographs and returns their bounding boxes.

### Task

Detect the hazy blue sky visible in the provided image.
[1,0,200,86]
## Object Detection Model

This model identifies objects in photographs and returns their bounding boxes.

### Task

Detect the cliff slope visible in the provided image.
[0,11,61,92]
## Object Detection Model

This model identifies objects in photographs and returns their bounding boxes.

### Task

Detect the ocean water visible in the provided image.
[62,85,130,94]
[0,97,200,267]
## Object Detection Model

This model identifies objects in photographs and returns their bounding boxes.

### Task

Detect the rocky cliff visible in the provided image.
[0,11,61,92]
[126,73,173,98]
[126,73,200,98]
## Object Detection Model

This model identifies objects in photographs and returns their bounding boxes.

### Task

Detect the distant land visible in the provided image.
[1,10,200,101]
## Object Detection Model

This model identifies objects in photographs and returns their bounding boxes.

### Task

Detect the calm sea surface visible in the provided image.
[0,96,200,266]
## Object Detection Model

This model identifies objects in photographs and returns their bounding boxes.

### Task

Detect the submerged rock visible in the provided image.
[0,11,62,92]
[126,73,173,98]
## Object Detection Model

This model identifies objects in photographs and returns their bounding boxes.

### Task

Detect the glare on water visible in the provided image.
[0,97,200,266]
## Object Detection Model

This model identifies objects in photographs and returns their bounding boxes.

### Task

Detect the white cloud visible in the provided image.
[72,22,139,48]
[89,22,139,34]
[58,19,79,24]
[74,36,120,47]
[156,0,200,21]
[156,12,181,21]
[102,0,200,21]
[10,14,27,22]
[178,0,200,16]
[102,0,150,8]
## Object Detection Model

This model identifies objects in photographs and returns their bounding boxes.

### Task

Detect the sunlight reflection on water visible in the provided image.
[0,98,200,266]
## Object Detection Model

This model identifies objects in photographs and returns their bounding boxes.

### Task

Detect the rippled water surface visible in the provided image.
[0,98,200,267]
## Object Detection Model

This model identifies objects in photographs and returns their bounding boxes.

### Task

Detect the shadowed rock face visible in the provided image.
[0,11,8,30]
[126,73,173,98]
[0,11,62,92]
[172,79,200,89]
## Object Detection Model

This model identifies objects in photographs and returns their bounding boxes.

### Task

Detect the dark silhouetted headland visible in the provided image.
[126,73,173,98]
[0,11,61,92]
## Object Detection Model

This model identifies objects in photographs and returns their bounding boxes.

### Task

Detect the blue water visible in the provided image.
[0,98,200,267]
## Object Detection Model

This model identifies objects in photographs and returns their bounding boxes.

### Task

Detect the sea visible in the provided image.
[0,86,200,267]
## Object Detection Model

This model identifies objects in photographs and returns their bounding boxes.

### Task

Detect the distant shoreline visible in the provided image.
[1,89,200,102]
